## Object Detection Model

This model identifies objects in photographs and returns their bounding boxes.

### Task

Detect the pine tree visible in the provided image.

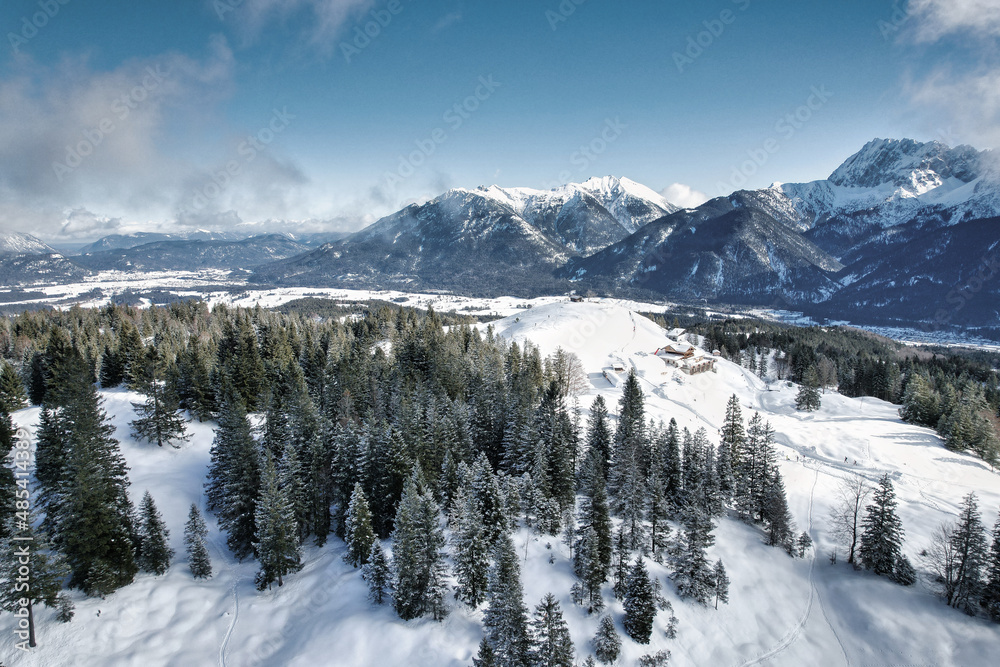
[532,381,576,511]
[0,361,27,412]
[26,350,46,405]
[637,651,671,667]
[362,541,392,605]
[137,491,173,575]
[795,366,822,412]
[735,413,778,525]
[130,347,190,448]
[345,483,376,568]
[391,471,447,620]
[0,404,17,539]
[184,504,212,579]
[623,557,656,644]
[609,370,647,550]
[859,474,905,578]
[278,443,310,543]
[592,615,621,665]
[719,394,745,499]
[945,493,988,613]
[585,395,612,483]
[470,452,508,549]
[982,512,1000,621]
[451,487,490,608]
[99,343,125,389]
[473,637,499,667]
[216,313,266,411]
[612,526,630,600]
[0,514,74,648]
[253,452,302,590]
[662,418,683,508]
[528,593,575,667]
[762,469,795,551]
[646,447,671,560]
[573,527,606,613]
[899,373,939,427]
[893,554,917,586]
[40,353,138,595]
[483,534,530,667]
[576,463,612,578]
[205,391,261,560]
[797,531,813,558]
[671,510,716,605]
[427,549,450,622]
[117,319,146,390]
[713,559,730,609]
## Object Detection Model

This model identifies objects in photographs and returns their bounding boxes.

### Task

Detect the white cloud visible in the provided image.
[661,183,709,209]
[898,0,1000,149]
[432,12,463,34]
[904,68,1000,148]
[0,37,344,240]
[906,0,1000,42]
[225,0,375,53]
[0,37,237,238]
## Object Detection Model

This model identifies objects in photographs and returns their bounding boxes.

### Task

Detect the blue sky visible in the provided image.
[0,0,996,239]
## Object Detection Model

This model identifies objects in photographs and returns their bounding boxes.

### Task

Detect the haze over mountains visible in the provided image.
[2,138,999,335]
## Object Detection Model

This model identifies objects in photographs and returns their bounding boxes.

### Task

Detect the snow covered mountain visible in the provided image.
[558,193,844,305]
[774,138,1000,256]
[0,232,89,285]
[473,176,679,244]
[0,231,57,256]
[252,177,678,293]
[548,139,1000,331]
[3,139,998,332]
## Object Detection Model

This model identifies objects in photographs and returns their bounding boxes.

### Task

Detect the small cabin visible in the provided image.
[569,295,584,303]
[603,368,622,387]
[680,356,718,375]
[654,345,695,360]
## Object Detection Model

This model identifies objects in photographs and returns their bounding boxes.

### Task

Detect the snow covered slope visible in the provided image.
[0,232,57,256]
[3,303,999,666]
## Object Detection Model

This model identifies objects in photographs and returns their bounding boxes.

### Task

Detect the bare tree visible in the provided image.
[829,475,873,565]
[546,348,589,398]
[816,357,838,393]
[774,352,789,381]
[924,494,989,612]
[925,523,957,602]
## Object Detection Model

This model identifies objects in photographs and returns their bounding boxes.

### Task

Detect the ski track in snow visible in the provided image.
[737,469,821,667]
[807,467,853,667]
[211,534,240,667]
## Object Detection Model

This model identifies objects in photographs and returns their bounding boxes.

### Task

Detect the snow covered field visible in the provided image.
[2,301,999,666]
[0,269,675,321]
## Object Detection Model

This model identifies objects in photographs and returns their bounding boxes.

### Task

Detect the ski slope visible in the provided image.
[2,301,999,666]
